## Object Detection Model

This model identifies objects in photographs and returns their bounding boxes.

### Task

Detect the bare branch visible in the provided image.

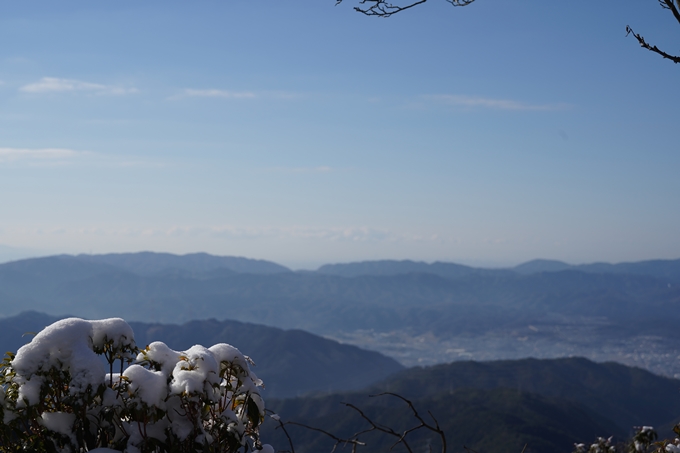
[627,0,680,64]
[342,402,413,452]
[275,393,448,453]
[353,0,428,17]
[658,0,680,26]
[335,0,474,18]
[367,393,447,453]
[279,419,366,452]
[270,414,296,453]
[626,26,680,64]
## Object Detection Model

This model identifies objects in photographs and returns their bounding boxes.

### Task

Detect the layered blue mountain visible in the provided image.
[514,258,680,282]
[2,253,680,374]
[0,253,677,330]
[316,259,513,279]
[75,252,291,276]
[320,257,680,283]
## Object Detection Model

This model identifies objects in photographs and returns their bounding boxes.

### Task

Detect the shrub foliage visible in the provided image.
[0,318,269,453]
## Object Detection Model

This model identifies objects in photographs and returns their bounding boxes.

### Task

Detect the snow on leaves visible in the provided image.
[0,317,270,453]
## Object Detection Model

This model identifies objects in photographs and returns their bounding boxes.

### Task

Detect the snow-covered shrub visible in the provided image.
[0,318,269,453]
[631,426,658,452]
[573,426,669,453]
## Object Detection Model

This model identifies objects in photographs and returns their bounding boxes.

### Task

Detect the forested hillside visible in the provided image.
[264,358,680,453]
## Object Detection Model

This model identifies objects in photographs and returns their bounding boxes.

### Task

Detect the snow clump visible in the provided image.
[0,317,267,453]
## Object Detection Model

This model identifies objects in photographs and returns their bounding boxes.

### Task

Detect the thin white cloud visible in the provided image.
[0,147,83,163]
[266,166,333,174]
[9,225,398,243]
[20,77,137,95]
[175,225,403,244]
[0,147,164,168]
[171,88,300,101]
[182,89,257,99]
[424,94,570,111]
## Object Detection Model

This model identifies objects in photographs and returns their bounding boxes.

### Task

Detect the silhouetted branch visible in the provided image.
[658,0,680,26]
[335,0,475,18]
[345,392,447,453]
[626,0,680,64]
[343,401,415,453]
[626,26,680,64]
[273,392,447,453]
[273,393,544,453]
[370,392,446,448]
[277,419,366,453]
[270,414,296,453]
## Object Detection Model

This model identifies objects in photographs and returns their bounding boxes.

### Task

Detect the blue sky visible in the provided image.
[0,1,678,269]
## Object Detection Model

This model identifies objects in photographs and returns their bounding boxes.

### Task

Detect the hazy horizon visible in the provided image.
[1,246,677,272]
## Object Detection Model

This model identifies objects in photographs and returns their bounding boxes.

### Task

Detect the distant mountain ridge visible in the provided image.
[514,258,680,281]
[4,260,675,331]
[74,252,292,275]
[513,259,574,274]
[4,252,680,281]
[316,259,515,279]
[2,252,680,374]
[0,254,678,334]
[317,257,680,282]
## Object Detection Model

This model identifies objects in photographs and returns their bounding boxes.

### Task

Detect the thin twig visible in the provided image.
[275,393,448,453]
[282,420,366,451]
[271,415,296,453]
[626,26,680,64]
[336,0,473,17]
[659,0,680,25]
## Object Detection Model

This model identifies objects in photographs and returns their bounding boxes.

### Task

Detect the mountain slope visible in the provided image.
[514,258,680,283]
[0,312,403,398]
[73,251,291,275]
[129,318,404,397]
[513,259,573,274]
[316,259,514,279]
[264,389,620,453]
[368,357,680,431]
[263,357,680,453]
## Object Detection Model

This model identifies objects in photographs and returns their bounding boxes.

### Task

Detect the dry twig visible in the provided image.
[626,0,680,64]
[335,0,474,18]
